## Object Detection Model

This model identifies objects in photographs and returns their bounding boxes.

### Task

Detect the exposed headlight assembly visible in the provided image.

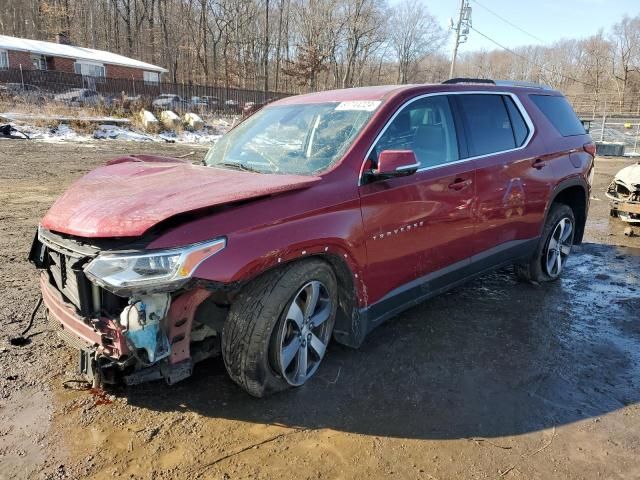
[84,238,226,295]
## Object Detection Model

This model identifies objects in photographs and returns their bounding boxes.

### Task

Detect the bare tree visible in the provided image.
[610,14,640,108]
[579,31,612,109]
[0,0,639,112]
[388,0,446,84]
[338,0,384,88]
[283,0,339,90]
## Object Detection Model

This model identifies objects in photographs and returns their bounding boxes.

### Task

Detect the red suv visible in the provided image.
[30,79,595,396]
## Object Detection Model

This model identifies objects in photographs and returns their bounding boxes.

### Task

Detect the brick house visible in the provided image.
[0,33,166,84]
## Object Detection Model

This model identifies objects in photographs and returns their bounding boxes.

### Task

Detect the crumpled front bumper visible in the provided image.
[42,271,215,385]
[606,180,640,223]
[41,273,129,358]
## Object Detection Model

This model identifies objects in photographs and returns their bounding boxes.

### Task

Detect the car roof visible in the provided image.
[269,82,563,107]
[271,85,415,106]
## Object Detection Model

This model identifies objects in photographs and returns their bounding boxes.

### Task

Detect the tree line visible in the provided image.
[1,0,639,110]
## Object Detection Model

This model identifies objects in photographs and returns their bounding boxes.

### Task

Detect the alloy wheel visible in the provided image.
[274,280,333,386]
[544,217,574,278]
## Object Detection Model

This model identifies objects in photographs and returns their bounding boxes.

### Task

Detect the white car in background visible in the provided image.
[54,88,101,106]
[152,94,187,110]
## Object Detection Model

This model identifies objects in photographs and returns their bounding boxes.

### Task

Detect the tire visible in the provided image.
[222,259,338,397]
[515,203,575,283]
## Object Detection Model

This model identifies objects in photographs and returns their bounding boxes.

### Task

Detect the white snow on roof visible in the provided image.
[0,35,167,73]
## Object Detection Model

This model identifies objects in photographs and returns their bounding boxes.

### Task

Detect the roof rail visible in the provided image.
[442,78,495,85]
[442,77,551,90]
[494,80,551,90]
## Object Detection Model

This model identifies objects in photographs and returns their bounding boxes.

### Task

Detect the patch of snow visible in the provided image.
[94,125,154,142]
[12,123,92,143]
[159,130,222,145]
[2,118,229,145]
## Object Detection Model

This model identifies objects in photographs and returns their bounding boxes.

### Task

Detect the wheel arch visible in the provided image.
[545,178,588,244]
[270,253,363,348]
[222,253,365,349]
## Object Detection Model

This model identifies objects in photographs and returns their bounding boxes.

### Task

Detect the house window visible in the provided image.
[74,62,106,78]
[31,54,47,70]
[0,50,8,69]
[144,71,160,85]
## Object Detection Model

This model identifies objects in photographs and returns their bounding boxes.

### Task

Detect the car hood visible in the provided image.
[613,162,640,189]
[41,155,320,238]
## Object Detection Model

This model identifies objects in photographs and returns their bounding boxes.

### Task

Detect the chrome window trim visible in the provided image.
[395,162,421,171]
[358,90,536,186]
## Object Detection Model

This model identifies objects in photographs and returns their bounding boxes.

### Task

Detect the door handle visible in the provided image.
[532,158,546,170]
[448,177,472,191]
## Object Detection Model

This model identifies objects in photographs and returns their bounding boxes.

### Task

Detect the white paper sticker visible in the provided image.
[335,100,381,112]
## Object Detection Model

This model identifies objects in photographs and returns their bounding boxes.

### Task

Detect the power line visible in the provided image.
[468,25,596,88]
[469,0,546,44]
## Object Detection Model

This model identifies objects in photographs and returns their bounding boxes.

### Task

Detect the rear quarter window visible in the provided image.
[530,95,585,137]
[456,94,516,156]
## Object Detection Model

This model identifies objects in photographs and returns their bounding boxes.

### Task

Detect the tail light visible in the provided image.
[584,142,596,157]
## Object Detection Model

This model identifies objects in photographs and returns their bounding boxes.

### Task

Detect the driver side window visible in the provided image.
[373,95,459,169]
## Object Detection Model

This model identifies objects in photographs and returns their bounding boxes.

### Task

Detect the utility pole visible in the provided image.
[89,1,96,48]
[449,0,472,79]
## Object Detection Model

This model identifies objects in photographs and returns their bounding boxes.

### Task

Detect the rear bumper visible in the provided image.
[41,273,129,358]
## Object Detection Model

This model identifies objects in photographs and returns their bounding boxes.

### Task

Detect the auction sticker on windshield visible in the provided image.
[335,100,381,111]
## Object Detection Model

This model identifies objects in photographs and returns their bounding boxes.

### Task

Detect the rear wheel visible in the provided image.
[222,260,337,397]
[515,203,575,283]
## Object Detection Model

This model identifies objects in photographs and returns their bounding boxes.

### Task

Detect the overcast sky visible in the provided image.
[421,0,639,53]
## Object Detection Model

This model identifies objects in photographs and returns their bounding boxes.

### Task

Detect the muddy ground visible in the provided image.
[1,140,639,480]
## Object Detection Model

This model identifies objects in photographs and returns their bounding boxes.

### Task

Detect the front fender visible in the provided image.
[147,184,369,308]
[191,211,369,307]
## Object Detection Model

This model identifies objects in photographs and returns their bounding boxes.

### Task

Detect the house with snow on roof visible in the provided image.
[0,33,166,84]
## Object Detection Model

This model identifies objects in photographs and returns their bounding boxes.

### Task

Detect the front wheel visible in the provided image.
[222,260,337,397]
[515,203,575,283]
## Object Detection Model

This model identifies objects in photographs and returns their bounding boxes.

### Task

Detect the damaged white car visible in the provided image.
[607,162,640,223]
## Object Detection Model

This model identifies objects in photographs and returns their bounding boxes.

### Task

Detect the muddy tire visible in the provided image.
[515,203,575,283]
[222,259,337,397]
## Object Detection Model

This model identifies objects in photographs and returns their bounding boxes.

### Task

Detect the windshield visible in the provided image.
[204,101,379,175]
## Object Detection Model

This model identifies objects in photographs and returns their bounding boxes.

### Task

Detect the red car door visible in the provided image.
[358,94,477,306]
[454,93,554,255]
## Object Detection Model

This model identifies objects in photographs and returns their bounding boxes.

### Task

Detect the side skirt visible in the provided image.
[351,237,539,343]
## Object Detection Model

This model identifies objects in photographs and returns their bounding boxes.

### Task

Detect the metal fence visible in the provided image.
[2,70,640,155]
[586,117,640,156]
[567,94,640,156]
[0,67,290,114]
[567,93,640,119]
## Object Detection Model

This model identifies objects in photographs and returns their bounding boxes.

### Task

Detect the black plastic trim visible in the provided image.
[545,177,589,244]
[443,78,496,85]
[350,237,539,344]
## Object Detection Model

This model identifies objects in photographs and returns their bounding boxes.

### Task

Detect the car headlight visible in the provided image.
[84,238,226,294]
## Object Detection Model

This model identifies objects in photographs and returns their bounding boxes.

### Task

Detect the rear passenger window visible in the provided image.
[530,95,585,136]
[373,95,459,169]
[504,97,529,146]
[457,94,516,156]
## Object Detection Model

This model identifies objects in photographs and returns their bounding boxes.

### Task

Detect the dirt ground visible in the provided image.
[1,140,639,480]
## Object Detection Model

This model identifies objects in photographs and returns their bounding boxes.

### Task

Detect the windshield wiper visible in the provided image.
[216,161,263,173]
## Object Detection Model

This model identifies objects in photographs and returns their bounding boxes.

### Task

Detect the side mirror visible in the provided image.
[373,150,420,177]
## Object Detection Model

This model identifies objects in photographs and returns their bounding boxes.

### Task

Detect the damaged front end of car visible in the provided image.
[30,227,231,387]
[606,163,640,223]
